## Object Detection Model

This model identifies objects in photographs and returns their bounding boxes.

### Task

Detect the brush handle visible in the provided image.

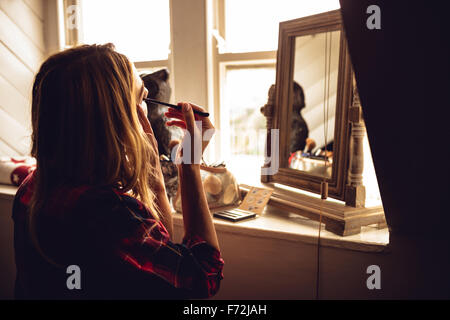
[144,98,210,117]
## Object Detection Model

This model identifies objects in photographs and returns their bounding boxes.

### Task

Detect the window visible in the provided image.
[79,0,170,63]
[221,65,275,184]
[223,0,340,53]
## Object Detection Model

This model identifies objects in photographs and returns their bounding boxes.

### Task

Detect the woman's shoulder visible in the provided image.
[67,185,169,247]
[15,171,160,228]
[73,185,156,222]
[13,171,121,211]
[13,171,166,236]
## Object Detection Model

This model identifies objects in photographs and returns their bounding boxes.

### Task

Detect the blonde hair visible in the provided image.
[29,43,160,263]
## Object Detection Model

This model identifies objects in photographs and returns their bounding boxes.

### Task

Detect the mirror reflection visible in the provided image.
[287,30,340,178]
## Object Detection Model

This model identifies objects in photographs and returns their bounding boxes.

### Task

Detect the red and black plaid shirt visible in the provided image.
[12,171,224,299]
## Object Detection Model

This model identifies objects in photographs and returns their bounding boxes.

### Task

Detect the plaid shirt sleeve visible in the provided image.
[73,187,224,299]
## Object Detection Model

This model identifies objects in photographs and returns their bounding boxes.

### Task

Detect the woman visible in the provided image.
[12,43,223,299]
[289,81,309,154]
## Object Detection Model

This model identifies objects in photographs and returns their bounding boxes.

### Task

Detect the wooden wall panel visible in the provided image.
[0,0,45,157]
[23,0,45,21]
[0,42,34,99]
[0,9,44,72]
[0,140,20,157]
[0,74,31,127]
[0,0,45,52]
[0,108,31,155]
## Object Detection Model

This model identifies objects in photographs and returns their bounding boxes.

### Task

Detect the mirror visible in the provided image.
[261,9,354,201]
[258,10,387,236]
[288,30,341,179]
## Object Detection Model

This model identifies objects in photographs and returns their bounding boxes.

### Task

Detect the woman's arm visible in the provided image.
[166,102,220,251]
[178,164,219,251]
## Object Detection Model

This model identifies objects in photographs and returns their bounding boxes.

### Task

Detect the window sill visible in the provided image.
[0,184,389,253]
[172,203,389,253]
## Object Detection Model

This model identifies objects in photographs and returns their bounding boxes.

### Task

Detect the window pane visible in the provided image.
[222,66,275,184]
[80,0,170,62]
[224,0,340,53]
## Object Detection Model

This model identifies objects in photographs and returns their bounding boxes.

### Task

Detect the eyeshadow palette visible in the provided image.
[213,208,256,222]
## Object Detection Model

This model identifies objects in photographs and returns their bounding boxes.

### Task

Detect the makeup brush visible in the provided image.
[144,98,210,117]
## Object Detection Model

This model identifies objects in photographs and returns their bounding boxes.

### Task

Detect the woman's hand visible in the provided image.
[136,104,159,153]
[165,102,214,165]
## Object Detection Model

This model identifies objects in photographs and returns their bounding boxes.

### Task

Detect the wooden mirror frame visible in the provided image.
[258,10,387,236]
[264,9,351,201]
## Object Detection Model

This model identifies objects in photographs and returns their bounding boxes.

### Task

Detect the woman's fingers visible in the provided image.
[166,120,186,129]
[166,105,207,120]
[136,105,160,153]
[166,110,203,122]
[186,102,207,114]
[165,110,212,128]
[165,108,198,120]
[180,102,196,135]
[164,111,184,120]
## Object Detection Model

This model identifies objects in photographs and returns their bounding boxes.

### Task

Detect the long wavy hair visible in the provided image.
[29,43,161,262]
